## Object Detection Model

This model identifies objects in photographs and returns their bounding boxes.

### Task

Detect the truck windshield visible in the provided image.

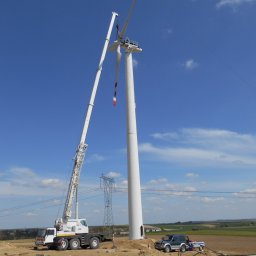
[46,229,55,235]
[164,235,173,240]
[37,229,46,237]
[80,220,87,226]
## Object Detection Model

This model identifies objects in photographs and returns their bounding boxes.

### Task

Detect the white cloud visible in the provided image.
[140,142,256,167]
[0,167,66,196]
[10,167,36,178]
[186,172,199,178]
[51,199,62,205]
[106,171,121,178]
[234,188,256,198]
[166,185,198,197]
[243,188,256,193]
[145,196,165,204]
[142,178,199,198]
[166,28,173,34]
[184,59,198,70]
[141,128,256,168]
[116,177,200,199]
[86,153,105,163]
[149,178,168,185]
[216,0,256,8]
[120,179,128,186]
[25,212,37,217]
[162,27,173,37]
[144,206,163,213]
[178,128,256,153]
[133,58,139,68]
[151,132,179,141]
[40,178,63,188]
[201,197,225,203]
[184,186,198,192]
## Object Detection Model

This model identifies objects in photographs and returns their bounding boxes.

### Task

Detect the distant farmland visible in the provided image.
[146,219,256,237]
[1,219,255,241]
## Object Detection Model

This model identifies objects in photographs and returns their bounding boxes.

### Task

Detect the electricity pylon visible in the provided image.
[100,175,115,236]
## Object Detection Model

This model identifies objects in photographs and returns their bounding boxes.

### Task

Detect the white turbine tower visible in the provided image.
[109,0,144,240]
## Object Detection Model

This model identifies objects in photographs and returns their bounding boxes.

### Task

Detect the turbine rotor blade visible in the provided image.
[113,44,122,106]
[119,0,137,40]
[115,44,122,82]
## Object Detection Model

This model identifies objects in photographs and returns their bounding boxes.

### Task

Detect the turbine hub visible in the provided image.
[122,37,142,52]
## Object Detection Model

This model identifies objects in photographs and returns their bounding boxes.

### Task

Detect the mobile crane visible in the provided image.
[35,12,118,251]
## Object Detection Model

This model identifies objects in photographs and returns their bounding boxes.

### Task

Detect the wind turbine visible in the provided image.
[109,0,144,240]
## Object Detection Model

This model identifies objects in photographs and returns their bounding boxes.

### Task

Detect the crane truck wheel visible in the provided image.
[69,238,80,250]
[89,237,100,249]
[56,238,68,250]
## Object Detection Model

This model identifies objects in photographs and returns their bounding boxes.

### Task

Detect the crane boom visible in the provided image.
[62,12,118,224]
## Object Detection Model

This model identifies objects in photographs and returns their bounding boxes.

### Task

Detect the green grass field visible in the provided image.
[147,220,256,237]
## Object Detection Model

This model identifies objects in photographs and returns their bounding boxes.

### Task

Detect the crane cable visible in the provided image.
[113,21,120,107]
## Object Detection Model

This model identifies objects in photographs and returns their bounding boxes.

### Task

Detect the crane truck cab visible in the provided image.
[35,227,56,248]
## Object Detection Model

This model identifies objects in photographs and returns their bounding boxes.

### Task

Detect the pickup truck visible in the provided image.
[154,234,205,252]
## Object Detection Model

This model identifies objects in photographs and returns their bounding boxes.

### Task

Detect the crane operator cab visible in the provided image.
[55,218,89,234]
[66,218,89,234]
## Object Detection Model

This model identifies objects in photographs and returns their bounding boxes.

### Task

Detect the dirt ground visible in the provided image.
[0,235,256,256]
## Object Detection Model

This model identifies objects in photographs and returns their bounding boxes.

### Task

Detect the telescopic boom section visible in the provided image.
[62,12,118,223]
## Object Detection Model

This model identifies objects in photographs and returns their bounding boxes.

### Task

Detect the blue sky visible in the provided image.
[1,0,256,229]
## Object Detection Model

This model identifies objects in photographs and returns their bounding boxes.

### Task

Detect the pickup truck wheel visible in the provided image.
[180,244,186,252]
[69,238,80,250]
[56,238,68,250]
[164,245,171,253]
[89,237,100,249]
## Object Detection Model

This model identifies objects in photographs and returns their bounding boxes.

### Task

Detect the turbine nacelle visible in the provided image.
[109,38,142,53]
[123,38,142,52]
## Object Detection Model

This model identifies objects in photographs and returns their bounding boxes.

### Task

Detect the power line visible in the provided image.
[0,190,101,218]
[0,187,100,213]
[0,194,102,219]
[1,186,255,219]
[114,187,256,199]
[115,186,256,195]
